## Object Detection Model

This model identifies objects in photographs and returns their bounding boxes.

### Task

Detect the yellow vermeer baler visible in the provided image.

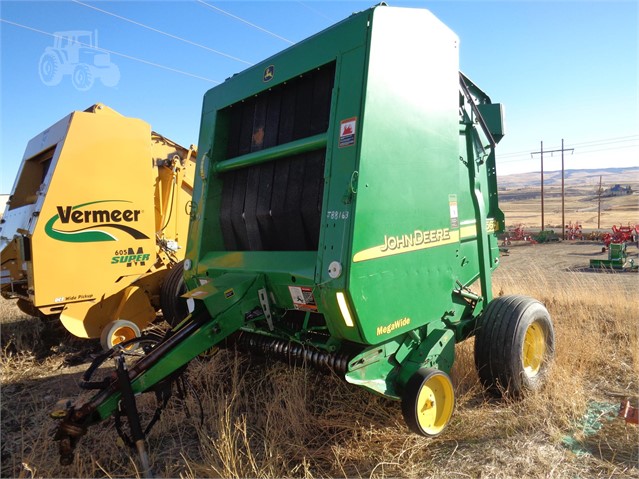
[0,104,195,349]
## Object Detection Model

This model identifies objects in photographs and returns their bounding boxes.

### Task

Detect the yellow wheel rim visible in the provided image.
[111,326,138,348]
[416,373,454,435]
[522,322,546,377]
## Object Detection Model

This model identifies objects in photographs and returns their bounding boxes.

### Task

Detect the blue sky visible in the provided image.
[1,0,637,193]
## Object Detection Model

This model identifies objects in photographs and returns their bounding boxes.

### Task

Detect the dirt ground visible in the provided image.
[495,240,638,293]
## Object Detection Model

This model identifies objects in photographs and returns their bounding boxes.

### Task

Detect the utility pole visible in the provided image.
[531,141,545,231]
[561,139,566,240]
[597,175,602,229]
[531,140,574,236]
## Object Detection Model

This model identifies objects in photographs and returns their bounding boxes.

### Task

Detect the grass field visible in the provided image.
[1,242,638,478]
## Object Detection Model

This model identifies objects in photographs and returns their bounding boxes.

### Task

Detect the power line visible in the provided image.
[498,141,638,164]
[531,140,575,233]
[0,18,220,84]
[296,0,337,22]
[498,134,639,159]
[197,0,294,45]
[565,143,639,156]
[71,0,253,65]
[537,137,638,154]
[562,134,638,148]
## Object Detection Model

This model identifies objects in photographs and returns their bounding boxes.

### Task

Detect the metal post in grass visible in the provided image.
[561,139,565,240]
[531,141,545,231]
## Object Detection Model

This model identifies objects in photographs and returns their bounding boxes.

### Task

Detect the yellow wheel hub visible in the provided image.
[522,321,546,377]
[416,373,454,435]
[110,326,138,349]
[100,320,141,351]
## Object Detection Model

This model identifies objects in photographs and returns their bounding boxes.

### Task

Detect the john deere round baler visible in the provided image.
[53,5,554,470]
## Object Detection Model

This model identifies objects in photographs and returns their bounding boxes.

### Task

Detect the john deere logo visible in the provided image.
[44,200,149,243]
[263,65,274,82]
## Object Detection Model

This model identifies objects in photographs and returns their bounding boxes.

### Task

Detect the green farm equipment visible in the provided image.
[590,243,637,270]
[54,4,555,470]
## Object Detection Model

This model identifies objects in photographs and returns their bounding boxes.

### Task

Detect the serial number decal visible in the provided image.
[353,227,459,263]
[327,210,349,220]
[376,317,411,336]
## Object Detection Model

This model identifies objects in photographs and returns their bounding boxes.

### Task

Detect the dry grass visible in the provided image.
[2,246,638,478]
[498,168,639,230]
[500,185,639,230]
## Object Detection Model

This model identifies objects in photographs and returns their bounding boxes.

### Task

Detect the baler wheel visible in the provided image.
[474,295,554,397]
[401,368,454,436]
[101,320,141,351]
[161,260,189,328]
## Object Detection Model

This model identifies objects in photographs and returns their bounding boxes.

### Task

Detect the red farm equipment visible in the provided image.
[564,222,583,241]
[501,223,537,246]
[601,224,639,249]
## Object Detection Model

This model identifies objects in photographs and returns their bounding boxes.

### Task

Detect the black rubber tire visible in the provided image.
[474,295,555,398]
[401,368,455,437]
[160,261,188,328]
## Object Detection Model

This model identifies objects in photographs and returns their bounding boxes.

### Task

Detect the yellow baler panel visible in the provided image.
[30,110,157,331]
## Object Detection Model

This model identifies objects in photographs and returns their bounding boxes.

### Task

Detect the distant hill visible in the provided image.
[498,167,639,189]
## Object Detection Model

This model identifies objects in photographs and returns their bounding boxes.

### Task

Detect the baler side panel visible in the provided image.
[31,112,157,337]
[349,8,461,345]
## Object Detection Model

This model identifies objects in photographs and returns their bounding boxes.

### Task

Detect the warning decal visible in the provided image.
[288,286,318,311]
[339,117,356,148]
[449,194,459,229]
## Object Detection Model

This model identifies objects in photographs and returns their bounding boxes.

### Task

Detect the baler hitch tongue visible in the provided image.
[53,407,90,466]
[50,301,246,469]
